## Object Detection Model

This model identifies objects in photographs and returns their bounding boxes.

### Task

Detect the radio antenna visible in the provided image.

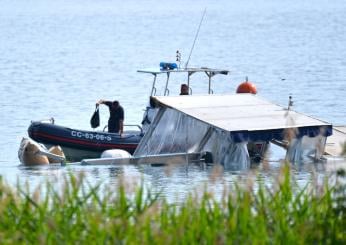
[185,8,207,69]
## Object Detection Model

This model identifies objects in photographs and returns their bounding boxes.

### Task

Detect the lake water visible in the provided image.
[0,0,345,199]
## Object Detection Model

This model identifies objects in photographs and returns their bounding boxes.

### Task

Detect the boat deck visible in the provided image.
[325,126,346,156]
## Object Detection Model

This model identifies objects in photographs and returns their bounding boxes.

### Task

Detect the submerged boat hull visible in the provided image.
[28,122,142,161]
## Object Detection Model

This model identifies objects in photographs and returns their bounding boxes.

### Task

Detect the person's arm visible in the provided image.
[119,120,124,135]
[119,107,124,135]
[97,100,112,107]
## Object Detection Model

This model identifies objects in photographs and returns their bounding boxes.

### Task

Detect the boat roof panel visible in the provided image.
[152,94,332,133]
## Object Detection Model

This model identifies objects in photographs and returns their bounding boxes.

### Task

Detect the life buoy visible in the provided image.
[236,77,257,94]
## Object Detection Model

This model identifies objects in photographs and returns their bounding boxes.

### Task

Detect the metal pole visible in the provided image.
[150,74,157,96]
[208,73,211,94]
[164,72,170,96]
[185,8,207,68]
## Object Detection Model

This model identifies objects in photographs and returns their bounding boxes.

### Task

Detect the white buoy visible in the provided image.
[101,149,132,159]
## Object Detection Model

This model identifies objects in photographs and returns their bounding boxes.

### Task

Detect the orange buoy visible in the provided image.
[236,77,257,94]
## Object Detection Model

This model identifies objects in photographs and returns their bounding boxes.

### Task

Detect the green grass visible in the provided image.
[0,165,345,244]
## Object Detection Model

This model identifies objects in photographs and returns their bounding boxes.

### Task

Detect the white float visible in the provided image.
[101,149,132,159]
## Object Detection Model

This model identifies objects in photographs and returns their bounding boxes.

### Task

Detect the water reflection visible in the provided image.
[5,155,344,204]
[108,166,125,178]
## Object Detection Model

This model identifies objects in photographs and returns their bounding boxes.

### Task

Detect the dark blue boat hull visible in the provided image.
[28,122,142,160]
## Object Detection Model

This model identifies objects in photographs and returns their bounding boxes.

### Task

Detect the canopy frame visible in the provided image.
[137,67,229,96]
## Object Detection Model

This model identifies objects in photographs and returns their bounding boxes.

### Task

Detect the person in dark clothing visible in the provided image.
[180,84,189,95]
[97,100,124,134]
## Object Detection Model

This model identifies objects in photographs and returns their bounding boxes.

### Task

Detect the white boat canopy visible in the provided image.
[148,93,332,142]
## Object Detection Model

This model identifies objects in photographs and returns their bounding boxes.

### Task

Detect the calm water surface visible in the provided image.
[0,0,345,199]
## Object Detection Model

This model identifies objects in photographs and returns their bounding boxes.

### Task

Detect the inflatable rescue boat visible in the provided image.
[28,120,143,161]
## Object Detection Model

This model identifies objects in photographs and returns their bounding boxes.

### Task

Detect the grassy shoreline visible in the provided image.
[0,165,345,244]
